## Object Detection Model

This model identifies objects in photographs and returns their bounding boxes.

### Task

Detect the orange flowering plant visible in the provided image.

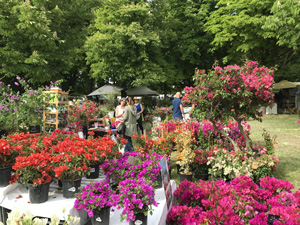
[12,152,54,187]
[171,129,195,175]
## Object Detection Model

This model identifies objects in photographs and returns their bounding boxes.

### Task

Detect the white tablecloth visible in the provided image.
[0,175,176,225]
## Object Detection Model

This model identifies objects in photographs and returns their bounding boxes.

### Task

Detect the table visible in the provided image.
[0,173,176,225]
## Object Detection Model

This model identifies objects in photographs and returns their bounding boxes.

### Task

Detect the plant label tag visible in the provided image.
[96,217,102,222]
[135,220,143,225]
[90,168,95,173]
[68,187,76,192]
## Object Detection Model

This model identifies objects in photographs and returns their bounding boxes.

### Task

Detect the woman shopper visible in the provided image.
[133,97,144,135]
[115,98,126,122]
[123,97,137,152]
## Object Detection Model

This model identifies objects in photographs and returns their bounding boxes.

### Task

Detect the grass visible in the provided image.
[247,114,300,190]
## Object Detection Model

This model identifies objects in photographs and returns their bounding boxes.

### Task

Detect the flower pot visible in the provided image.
[28,182,50,204]
[86,164,100,179]
[29,125,40,134]
[176,164,181,174]
[129,213,147,225]
[154,173,162,189]
[62,178,82,198]
[267,214,280,225]
[194,173,209,180]
[179,172,193,183]
[0,166,12,187]
[91,207,111,225]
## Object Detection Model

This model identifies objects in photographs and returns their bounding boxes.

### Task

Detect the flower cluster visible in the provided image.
[152,107,173,121]
[74,181,119,217]
[118,178,158,222]
[167,176,300,225]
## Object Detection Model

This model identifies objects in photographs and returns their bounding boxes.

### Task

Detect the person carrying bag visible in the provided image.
[123,97,137,153]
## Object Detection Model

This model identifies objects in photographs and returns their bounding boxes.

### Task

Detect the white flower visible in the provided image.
[7,208,23,221]
[72,217,80,225]
[50,214,60,225]
[224,166,232,175]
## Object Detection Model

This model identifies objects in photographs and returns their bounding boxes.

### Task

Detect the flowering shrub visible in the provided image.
[167,176,300,225]
[101,152,162,187]
[0,78,52,132]
[117,178,158,222]
[12,152,54,186]
[74,181,119,217]
[0,138,23,168]
[183,61,274,150]
[152,107,173,121]
[68,100,103,128]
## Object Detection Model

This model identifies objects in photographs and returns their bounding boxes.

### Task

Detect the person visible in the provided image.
[123,97,137,152]
[172,92,185,120]
[133,97,144,135]
[115,98,126,122]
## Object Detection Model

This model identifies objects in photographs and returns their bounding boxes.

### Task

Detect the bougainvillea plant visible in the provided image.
[182,61,274,150]
[74,181,119,217]
[117,178,159,222]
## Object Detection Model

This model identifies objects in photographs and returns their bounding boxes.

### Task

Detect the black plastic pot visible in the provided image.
[176,164,181,174]
[0,166,12,187]
[129,213,147,225]
[91,207,111,225]
[154,173,162,189]
[194,173,209,180]
[28,182,50,204]
[62,179,81,198]
[179,173,193,183]
[86,164,100,179]
[29,125,41,134]
[267,214,280,225]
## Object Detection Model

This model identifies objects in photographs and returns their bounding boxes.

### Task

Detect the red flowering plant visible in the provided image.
[183,61,274,151]
[192,148,213,175]
[12,152,54,187]
[0,138,23,168]
[132,133,154,154]
[51,137,89,181]
[6,132,41,155]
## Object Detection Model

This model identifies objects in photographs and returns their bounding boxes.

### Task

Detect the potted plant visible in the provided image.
[118,178,159,225]
[171,129,195,182]
[52,143,88,198]
[12,152,53,203]
[192,148,211,180]
[0,139,22,187]
[75,181,119,225]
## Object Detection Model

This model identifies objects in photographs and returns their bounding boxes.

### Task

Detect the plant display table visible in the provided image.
[0,175,176,225]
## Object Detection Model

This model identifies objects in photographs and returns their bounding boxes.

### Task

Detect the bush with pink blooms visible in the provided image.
[167,176,300,225]
[183,61,274,151]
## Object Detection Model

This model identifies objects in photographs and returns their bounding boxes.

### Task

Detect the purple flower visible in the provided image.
[8,84,10,87]
[17,76,21,80]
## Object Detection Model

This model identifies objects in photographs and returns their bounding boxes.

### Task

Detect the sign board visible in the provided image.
[159,155,173,211]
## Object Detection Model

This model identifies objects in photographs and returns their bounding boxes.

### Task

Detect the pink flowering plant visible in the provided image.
[74,181,119,217]
[152,107,173,121]
[183,61,274,151]
[167,176,300,225]
[117,178,159,222]
[101,152,162,187]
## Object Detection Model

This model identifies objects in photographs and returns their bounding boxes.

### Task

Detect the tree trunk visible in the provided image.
[233,116,251,151]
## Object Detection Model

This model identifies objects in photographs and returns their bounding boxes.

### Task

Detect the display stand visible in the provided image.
[0,174,176,225]
[43,90,68,133]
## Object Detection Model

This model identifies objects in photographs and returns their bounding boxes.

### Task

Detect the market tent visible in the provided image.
[87,84,123,96]
[273,80,298,90]
[126,86,159,96]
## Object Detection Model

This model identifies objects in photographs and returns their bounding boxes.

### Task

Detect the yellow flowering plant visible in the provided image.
[171,129,195,174]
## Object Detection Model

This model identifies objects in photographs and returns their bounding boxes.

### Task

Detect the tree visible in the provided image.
[86,0,167,89]
[204,0,279,66]
[0,0,99,87]
[183,61,274,151]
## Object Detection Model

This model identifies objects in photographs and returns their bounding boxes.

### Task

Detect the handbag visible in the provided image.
[116,122,126,135]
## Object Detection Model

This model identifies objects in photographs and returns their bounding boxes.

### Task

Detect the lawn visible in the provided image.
[247,114,300,191]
